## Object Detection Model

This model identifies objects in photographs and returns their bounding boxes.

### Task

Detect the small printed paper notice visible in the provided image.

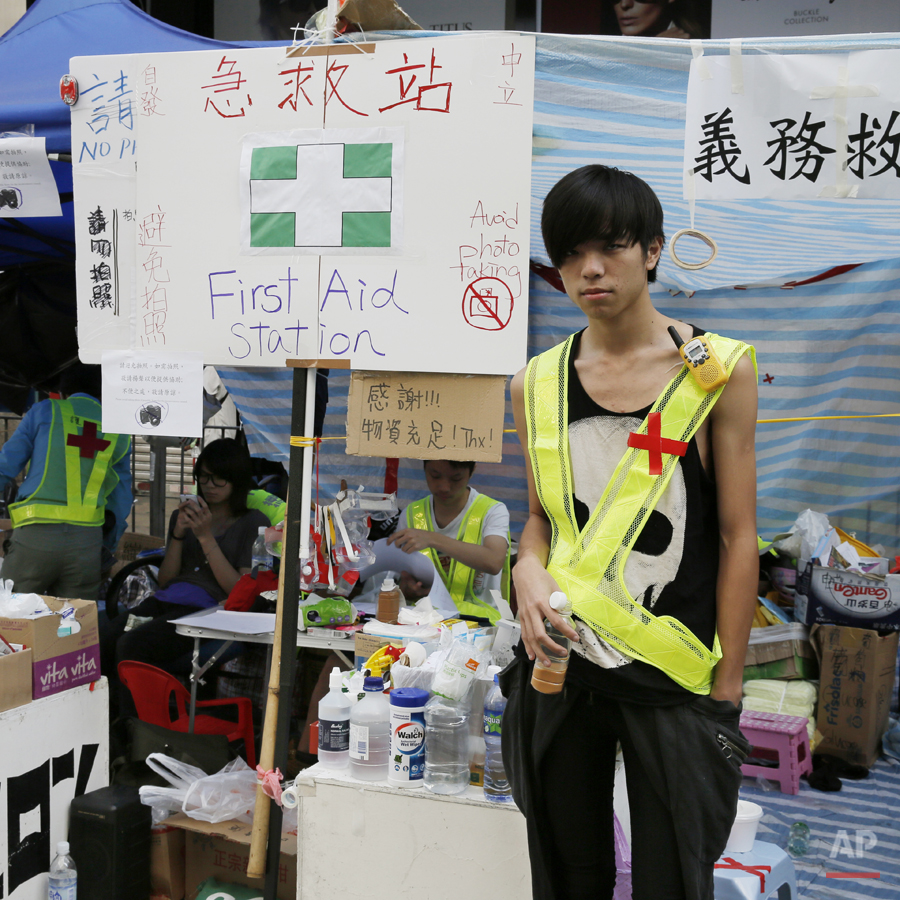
[101,350,203,437]
[0,137,62,218]
[346,371,506,463]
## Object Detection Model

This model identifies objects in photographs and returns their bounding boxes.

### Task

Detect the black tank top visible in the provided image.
[563,328,720,705]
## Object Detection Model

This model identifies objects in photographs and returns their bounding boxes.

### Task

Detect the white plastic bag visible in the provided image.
[182,758,257,824]
[139,754,209,824]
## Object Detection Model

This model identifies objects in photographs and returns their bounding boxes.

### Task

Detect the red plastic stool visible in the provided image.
[739,710,812,795]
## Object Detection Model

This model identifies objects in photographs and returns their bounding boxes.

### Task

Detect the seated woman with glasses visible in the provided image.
[100,438,270,716]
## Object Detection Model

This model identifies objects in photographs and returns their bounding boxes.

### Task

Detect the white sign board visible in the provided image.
[1,681,109,900]
[685,50,900,200]
[712,0,900,39]
[71,36,535,375]
[101,350,204,437]
[0,138,61,218]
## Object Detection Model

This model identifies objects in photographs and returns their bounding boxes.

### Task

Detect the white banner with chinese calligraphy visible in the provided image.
[71,35,535,376]
[685,50,900,200]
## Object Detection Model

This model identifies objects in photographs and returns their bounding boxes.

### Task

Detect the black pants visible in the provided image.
[540,691,683,900]
[501,655,748,900]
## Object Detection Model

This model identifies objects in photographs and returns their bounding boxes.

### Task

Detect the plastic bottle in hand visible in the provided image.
[349,676,391,781]
[48,841,77,900]
[423,693,471,795]
[483,673,513,803]
[376,575,401,624]
[251,526,272,573]
[318,667,351,768]
[530,592,574,695]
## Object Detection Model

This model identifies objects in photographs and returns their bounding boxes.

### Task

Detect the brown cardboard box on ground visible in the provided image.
[0,597,100,699]
[744,623,818,681]
[165,813,296,900]
[110,531,167,579]
[151,823,185,900]
[812,624,899,768]
[0,647,32,712]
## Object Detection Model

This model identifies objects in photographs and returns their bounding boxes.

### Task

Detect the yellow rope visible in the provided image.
[757,413,900,424]
[290,413,900,445]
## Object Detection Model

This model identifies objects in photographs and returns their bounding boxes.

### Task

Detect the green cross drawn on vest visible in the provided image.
[626,411,688,476]
[67,421,111,459]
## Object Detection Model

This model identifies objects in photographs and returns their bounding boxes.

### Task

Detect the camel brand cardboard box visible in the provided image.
[794,560,900,630]
[0,596,100,699]
[812,624,899,768]
[166,813,296,900]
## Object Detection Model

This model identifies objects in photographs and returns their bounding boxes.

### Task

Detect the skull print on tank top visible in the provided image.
[563,328,721,705]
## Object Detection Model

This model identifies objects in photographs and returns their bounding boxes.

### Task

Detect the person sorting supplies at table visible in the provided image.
[502,165,759,900]
[387,459,511,624]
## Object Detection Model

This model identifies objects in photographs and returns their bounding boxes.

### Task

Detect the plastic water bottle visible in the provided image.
[483,674,513,803]
[349,676,391,781]
[317,667,351,769]
[423,694,471,795]
[251,526,272,573]
[48,841,77,900]
[531,592,573,695]
[787,821,810,856]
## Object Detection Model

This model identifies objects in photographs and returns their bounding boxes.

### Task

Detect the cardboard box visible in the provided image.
[346,370,506,462]
[794,560,900,630]
[0,646,32,712]
[116,531,166,562]
[354,632,407,671]
[151,824,186,900]
[0,597,100,699]
[743,623,818,681]
[166,813,296,900]
[812,624,899,767]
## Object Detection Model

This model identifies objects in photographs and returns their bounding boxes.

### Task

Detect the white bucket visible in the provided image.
[725,800,763,853]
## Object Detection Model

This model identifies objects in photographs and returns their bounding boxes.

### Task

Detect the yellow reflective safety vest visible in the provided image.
[406,492,511,625]
[524,332,756,694]
[10,397,131,529]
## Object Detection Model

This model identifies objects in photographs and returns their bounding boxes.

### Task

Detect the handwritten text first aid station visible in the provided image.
[70,36,535,376]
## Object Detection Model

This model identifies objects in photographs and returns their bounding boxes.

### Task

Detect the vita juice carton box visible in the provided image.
[0,596,100,699]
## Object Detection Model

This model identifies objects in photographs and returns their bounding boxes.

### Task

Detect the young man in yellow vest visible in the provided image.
[0,363,132,601]
[503,166,759,900]
[387,459,510,624]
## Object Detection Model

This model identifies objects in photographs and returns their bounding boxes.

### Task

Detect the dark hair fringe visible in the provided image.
[541,165,665,282]
[194,438,253,516]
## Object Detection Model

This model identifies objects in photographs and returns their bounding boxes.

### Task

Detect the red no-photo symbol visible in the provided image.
[462,278,513,331]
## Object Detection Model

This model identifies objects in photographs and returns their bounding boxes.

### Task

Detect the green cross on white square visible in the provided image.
[249,142,393,248]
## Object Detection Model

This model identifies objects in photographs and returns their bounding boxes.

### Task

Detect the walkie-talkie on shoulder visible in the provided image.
[667,325,729,392]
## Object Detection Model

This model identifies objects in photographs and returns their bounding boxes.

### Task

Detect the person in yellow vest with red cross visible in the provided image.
[387,459,510,625]
[501,166,759,900]
[0,363,132,601]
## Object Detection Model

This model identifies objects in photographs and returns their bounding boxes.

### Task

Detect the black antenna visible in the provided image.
[667,326,684,350]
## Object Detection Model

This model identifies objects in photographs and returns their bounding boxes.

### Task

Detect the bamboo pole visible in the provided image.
[247,365,312,885]
[246,548,288,879]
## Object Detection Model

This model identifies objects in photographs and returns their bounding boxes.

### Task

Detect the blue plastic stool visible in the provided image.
[714,840,798,900]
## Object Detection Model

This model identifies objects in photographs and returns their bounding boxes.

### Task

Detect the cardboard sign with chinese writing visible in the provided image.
[346,371,505,462]
[685,50,900,200]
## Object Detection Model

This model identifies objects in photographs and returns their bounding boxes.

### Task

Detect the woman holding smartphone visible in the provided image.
[100,438,269,714]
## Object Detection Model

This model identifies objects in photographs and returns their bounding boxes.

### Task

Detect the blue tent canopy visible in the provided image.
[0,0,236,267]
